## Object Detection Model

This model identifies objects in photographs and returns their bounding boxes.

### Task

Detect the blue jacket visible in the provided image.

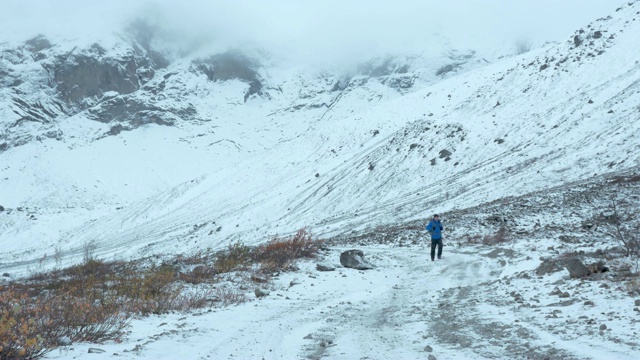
[426,219,443,240]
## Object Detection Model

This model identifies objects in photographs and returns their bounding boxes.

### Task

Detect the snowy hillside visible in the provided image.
[1,1,640,270]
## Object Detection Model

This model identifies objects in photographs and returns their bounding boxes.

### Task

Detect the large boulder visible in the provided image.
[565,258,590,278]
[340,250,373,270]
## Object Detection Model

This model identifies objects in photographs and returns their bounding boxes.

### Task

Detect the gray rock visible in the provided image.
[424,345,433,352]
[340,250,373,270]
[565,258,590,278]
[428,354,437,360]
[316,263,336,271]
[57,336,72,346]
[599,324,607,331]
[635,299,640,306]
[559,292,570,298]
[255,288,270,298]
[88,348,106,354]
[536,259,563,275]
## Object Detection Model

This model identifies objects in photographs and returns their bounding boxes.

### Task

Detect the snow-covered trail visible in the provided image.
[40,247,491,359]
[44,245,640,360]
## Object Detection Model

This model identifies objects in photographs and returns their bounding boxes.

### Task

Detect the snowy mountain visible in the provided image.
[1,1,639,270]
[0,2,640,270]
[2,1,640,359]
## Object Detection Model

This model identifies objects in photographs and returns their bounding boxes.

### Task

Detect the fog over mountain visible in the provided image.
[1,0,617,66]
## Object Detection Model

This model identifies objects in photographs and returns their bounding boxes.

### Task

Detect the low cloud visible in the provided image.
[0,0,618,67]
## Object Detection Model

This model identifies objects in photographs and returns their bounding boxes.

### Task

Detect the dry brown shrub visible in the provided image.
[213,242,253,274]
[179,265,216,285]
[213,285,247,306]
[254,228,323,269]
[40,292,128,343]
[0,290,52,360]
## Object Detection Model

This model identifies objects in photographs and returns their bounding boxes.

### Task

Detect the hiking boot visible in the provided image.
[431,258,435,261]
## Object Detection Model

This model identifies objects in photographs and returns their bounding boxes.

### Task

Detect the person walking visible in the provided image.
[426,214,444,261]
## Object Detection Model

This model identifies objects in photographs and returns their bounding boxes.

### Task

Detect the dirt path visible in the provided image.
[44,245,639,359]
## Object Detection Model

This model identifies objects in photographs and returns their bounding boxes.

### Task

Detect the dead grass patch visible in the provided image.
[1,227,323,359]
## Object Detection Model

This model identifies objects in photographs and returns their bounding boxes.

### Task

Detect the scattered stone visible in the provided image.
[550,287,562,296]
[574,35,583,47]
[584,300,595,306]
[424,345,433,352]
[304,334,313,340]
[289,280,301,287]
[88,348,106,354]
[428,354,437,360]
[599,324,607,331]
[255,288,270,298]
[2,273,9,277]
[565,258,591,278]
[339,250,374,270]
[559,292,570,298]
[316,263,336,271]
[0,205,4,212]
[251,275,268,283]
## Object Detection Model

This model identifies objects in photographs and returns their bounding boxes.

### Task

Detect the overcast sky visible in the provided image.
[1,0,618,65]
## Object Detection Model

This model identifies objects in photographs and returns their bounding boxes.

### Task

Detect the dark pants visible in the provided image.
[431,239,443,260]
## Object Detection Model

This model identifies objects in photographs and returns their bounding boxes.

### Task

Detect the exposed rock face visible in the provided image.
[1,30,485,152]
[340,250,374,270]
[25,35,53,53]
[192,50,265,102]
[52,43,153,108]
[88,95,196,127]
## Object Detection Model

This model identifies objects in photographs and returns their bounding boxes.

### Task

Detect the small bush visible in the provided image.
[0,291,51,360]
[179,265,216,284]
[213,285,247,306]
[254,228,322,268]
[610,198,640,258]
[214,242,253,274]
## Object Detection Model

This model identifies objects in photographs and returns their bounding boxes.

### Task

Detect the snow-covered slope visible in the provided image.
[1,1,640,271]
